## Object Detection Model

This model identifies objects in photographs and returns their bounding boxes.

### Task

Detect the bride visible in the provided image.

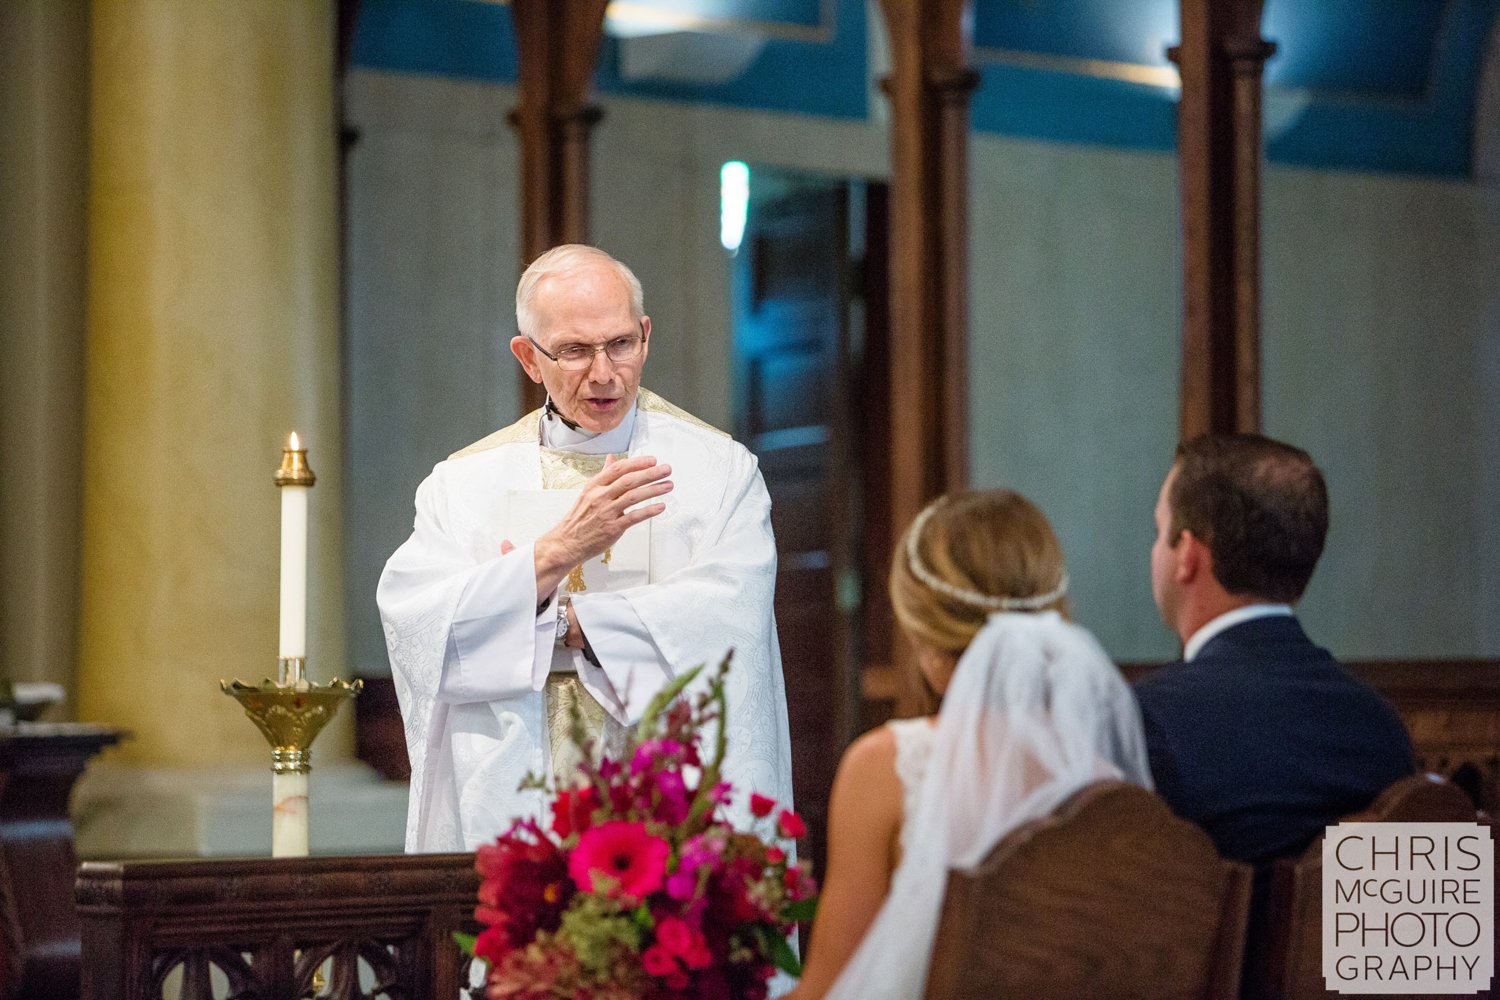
[784,490,1153,1000]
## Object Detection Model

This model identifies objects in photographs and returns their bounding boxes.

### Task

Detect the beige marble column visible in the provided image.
[78,1,346,770]
[0,1,89,698]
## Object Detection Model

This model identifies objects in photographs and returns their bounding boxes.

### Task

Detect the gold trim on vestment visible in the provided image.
[543,671,618,779]
[636,388,729,438]
[450,389,726,460]
[538,448,608,487]
[448,408,542,460]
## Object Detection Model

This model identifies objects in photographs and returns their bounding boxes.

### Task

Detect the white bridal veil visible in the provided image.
[824,610,1154,1000]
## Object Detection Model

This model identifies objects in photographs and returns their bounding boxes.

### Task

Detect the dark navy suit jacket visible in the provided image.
[1133,614,1415,868]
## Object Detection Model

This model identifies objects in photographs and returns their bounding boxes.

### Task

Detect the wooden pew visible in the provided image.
[1249,773,1489,1000]
[75,853,480,1000]
[924,780,1251,1000]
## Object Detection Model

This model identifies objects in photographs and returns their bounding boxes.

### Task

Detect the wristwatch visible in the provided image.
[554,599,571,648]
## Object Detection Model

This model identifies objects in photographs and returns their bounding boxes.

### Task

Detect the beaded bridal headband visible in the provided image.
[905,499,1070,612]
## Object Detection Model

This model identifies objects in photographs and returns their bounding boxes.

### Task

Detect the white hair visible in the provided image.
[515,244,645,337]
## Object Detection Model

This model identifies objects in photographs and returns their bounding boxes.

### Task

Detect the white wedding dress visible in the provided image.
[824,611,1154,1000]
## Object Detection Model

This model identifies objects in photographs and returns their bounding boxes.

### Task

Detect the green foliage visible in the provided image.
[557,893,642,975]
[783,897,818,924]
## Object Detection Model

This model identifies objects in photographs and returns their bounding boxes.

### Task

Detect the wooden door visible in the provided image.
[732,178,874,878]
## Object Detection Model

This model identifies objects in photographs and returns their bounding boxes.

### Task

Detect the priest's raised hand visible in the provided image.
[531,454,673,598]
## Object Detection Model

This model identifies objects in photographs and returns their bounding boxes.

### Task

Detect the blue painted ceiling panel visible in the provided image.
[973,0,1177,69]
[596,0,866,119]
[972,64,1177,154]
[1267,0,1496,174]
[1262,0,1444,96]
[352,0,517,83]
[622,0,824,29]
[349,0,1500,177]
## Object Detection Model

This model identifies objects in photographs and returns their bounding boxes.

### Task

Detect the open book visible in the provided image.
[505,489,652,593]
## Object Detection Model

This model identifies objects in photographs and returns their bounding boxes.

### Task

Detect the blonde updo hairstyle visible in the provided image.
[889,489,1071,660]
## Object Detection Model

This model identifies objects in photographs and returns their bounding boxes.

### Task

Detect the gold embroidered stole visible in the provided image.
[539,447,631,779]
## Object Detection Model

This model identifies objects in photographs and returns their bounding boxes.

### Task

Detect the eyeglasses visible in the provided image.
[527,323,646,373]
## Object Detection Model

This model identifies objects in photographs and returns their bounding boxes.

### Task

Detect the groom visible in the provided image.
[1133,433,1414,870]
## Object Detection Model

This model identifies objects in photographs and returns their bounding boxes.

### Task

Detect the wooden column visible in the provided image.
[877,0,975,713]
[1171,0,1275,438]
[509,0,609,413]
[877,0,975,535]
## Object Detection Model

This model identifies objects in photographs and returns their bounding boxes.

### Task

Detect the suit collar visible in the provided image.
[1185,604,1293,660]
[1191,610,1309,661]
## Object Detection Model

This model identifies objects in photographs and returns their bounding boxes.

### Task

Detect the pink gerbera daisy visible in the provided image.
[569,820,670,905]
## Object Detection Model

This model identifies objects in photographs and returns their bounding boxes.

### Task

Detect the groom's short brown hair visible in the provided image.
[1168,434,1329,604]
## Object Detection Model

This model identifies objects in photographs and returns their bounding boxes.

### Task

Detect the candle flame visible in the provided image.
[289,431,300,450]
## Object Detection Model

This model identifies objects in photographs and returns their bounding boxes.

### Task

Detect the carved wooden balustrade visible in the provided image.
[75,853,481,1000]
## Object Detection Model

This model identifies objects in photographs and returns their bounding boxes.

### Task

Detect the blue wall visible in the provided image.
[351,0,1500,177]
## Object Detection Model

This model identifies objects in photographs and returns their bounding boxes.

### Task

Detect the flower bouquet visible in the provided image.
[460,654,817,1000]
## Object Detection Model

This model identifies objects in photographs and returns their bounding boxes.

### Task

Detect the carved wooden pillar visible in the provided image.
[1171,0,1275,438]
[877,0,975,534]
[509,0,609,413]
[877,0,975,712]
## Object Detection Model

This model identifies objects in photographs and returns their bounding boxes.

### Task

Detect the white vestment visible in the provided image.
[377,390,795,852]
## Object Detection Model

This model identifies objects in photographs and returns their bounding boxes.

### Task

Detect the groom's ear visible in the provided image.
[1176,529,1209,585]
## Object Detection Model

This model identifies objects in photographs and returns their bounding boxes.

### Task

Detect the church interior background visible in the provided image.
[1,0,1497,939]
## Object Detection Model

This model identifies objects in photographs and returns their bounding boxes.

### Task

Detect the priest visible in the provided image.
[377,244,794,852]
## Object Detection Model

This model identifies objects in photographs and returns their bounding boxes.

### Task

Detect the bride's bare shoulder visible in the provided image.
[839,723,897,773]
[830,721,911,807]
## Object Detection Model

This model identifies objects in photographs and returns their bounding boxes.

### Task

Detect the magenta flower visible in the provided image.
[666,868,699,901]
[631,737,687,775]
[568,820,669,905]
[653,768,690,824]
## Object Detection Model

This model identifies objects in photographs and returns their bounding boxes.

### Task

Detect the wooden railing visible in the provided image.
[75,853,481,1000]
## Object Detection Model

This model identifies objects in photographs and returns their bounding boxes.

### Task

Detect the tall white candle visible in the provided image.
[278,431,310,661]
[272,770,309,857]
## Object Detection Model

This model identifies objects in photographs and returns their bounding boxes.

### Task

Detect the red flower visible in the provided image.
[550,784,599,840]
[749,793,776,818]
[766,846,786,865]
[655,915,695,956]
[472,924,510,965]
[642,943,678,977]
[784,860,817,901]
[473,823,570,958]
[777,809,807,839]
[682,936,714,971]
[569,820,669,905]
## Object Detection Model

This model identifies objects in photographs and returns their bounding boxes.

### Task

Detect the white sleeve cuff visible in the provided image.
[569,591,671,725]
[439,541,549,702]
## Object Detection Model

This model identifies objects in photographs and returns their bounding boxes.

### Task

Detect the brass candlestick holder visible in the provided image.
[221,666,362,770]
[219,435,361,856]
[221,666,362,857]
